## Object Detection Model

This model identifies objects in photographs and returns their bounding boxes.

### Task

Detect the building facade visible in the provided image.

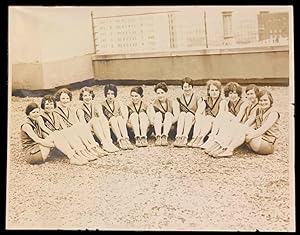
[257,11,289,42]
[92,9,289,54]
[93,12,171,54]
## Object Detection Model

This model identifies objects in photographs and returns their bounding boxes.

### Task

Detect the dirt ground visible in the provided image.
[6,85,294,231]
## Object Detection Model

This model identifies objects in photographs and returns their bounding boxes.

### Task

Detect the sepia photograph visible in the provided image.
[7,5,294,231]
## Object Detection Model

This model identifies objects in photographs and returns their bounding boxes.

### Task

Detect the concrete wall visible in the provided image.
[9,7,290,91]
[92,45,289,84]
[12,63,44,90]
[9,8,44,90]
[9,7,94,90]
[42,54,94,88]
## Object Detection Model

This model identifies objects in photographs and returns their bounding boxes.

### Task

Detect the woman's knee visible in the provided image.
[139,112,148,119]
[250,138,274,155]
[185,112,195,121]
[155,112,163,122]
[109,116,118,125]
[248,137,262,153]
[74,122,85,129]
[27,155,45,165]
[126,118,132,127]
[195,113,204,122]
[89,117,98,127]
[139,113,149,123]
[186,112,194,118]
[129,113,139,123]
[178,112,186,120]
[27,144,52,164]
[48,131,63,140]
[116,115,125,123]
[164,112,173,121]
[26,149,45,165]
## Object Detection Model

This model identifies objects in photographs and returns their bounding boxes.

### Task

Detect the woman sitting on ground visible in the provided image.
[54,88,107,159]
[173,77,203,147]
[21,102,87,165]
[37,95,100,162]
[101,84,134,150]
[211,88,280,157]
[187,80,227,148]
[148,82,179,146]
[200,82,247,152]
[204,84,260,157]
[125,86,151,147]
[76,87,119,153]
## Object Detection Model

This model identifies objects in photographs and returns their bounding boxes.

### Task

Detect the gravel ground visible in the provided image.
[6,85,294,231]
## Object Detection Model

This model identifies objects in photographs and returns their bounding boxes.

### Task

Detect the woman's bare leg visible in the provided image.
[139,112,150,137]
[154,112,163,136]
[162,112,173,137]
[129,113,140,137]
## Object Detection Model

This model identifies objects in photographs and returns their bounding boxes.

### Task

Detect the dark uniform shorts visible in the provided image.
[25,145,45,165]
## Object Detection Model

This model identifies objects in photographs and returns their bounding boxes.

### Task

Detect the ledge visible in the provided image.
[12,77,289,97]
[92,45,289,61]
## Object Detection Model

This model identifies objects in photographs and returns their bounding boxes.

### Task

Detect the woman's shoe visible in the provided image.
[102,141,119,153]
[215,149,233,158]
[94,146,108,157]
[77,150,92,163]
[161,135,168,146]
[192,136,204,148]
[135,136,143,147]
[173,136,181,147]
[187,138,196,147]
[155,135,162,146]
[200,137,215,149]
[69,153,88,165]
[140,136,148,147]
[124,138,134,149]
[211,147,226,158]
[118,138,128,150]
[84,151,98,161]
[204,141,219,154]
[179,136,188,147]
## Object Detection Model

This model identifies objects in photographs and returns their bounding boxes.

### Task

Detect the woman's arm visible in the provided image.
[218,99,229,115]
[22,124,54,148]
[36,116,51,136]
[147,104,155,125]
[246,112,279,140]
[172,99,180,123]
[93,103,106,120]
[57,115,68,129]
[119,101,129,122]
[236,102,248,123]
[76,109,87,123]
[195,99,206,116]
[244,111,257,127]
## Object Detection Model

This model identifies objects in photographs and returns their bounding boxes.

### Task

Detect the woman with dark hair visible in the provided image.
[148,82,179,146]
[38,94,100,162]
[173,77,202,147]
[101,84,134,150]
[212,88,280,157]
[188,80,227,148]
[240,84,260,124]
[39,95,61,134]
[200,82,247,153]
[54,88,107,159]
[76,86,119,153]
[126,86,151,147]
[224,82,244,116]
[21,102,87,165]
[204,84,260,156]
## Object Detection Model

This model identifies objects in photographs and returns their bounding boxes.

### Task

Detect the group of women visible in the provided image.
[20,77,280,166]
